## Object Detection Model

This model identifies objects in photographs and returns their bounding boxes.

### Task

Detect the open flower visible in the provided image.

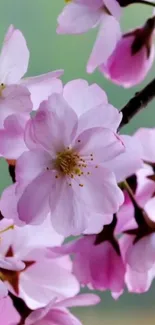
[0,217,79,309]
[0,25,63,110]
[48,235,125,299]
[9,93,125,236]
[57,0,121,73]
[0,25,63,159]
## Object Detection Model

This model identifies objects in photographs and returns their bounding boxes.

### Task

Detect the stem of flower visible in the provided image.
[119,77,155,130]
[136,0,155,7]
[9,292,31,325]
[123,180,147,226]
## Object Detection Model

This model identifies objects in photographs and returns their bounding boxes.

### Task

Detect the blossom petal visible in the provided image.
[50,179,89,236]
[57,3,101,34]
[21,71,63,110]
[0,296,20,323]
[16,149,51,186]
[0,85,32,128]
[77,103,122,134]
[104,0,121,19]
[0,184,23,226]
[0,25,29,84]
[126,234,155,272]
[103,135,143,182]
[17,171,53,225]
[20,259,79,309]
[74,127,125,163]
[0,114,28,159]
[63,79,108,117]
[26,94,78,153]
[0,257,25,271]
[87,15,121,73]
[0,281,8,298]
[134,128,155,162]
[55,294,100,308]
[72,166,124,215]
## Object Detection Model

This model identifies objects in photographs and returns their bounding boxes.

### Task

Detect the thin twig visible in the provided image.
[118,0,155,7]
[119,77,155,130]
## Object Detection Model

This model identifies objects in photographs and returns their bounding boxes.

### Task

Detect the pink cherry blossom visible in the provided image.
[48,235,125,299]
[0,25,63,159]
[10,92,125,236]
[25,294,100,325]
[100,17,155,87]
[120,236,155,294]
[0,296,20,324]
[57,1,121,73]
[0,219,25,298]
[1,25,63,109]
[0,218,79,309]
[116,128,155,234]
[63,80,142,182]
[115,131,155,275]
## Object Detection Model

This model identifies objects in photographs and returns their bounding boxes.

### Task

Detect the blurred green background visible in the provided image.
[0,1,155,324]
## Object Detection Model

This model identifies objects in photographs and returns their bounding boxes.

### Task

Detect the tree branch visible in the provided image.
[9,292,31,325]
[119,77,155,130]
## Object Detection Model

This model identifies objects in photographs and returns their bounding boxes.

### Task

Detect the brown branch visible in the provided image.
[119,77,155,130]
[9,292,31,324]
[118,0,155,8]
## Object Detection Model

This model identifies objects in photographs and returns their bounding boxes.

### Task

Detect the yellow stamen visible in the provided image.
[0,224,14,235]
[54,149,79,176]
[0,83,5,96]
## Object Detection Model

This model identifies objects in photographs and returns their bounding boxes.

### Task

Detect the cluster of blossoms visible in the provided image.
[1,1,155,324]
[59,0,155,86]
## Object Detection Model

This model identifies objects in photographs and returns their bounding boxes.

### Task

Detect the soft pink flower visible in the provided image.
[0,218,79,309]
[116,127,155,234]
[25,294,100,325]
[48,235,125,299]
[57,1,121,73]
[0,25,63,159]
[63,80,143,182]
[115,129,155,276]
[100,17,155,87]
[120,235,155,293]
[8,92,125,236]
[0,296,20,324]
[0,219,25,298]
[1,25,63,109]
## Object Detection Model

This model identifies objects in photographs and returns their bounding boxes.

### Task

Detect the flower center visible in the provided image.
[54,148,82,176]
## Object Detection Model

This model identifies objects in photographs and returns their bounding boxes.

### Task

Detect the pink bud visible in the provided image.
[100,17,155,87]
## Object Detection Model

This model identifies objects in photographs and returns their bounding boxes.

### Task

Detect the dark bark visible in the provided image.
[119,77,155,130]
